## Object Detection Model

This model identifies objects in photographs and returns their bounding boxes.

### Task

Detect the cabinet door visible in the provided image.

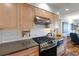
[35,7,59,22]
[49,13,59,23]
[0,4,18,28]
[35,7,49,18]
[0,4,5,28]
[19,4,34,30]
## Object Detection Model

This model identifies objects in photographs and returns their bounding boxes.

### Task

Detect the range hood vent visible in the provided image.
[34,16,51,25]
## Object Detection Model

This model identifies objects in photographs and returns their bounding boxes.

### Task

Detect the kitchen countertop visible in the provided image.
[0,39,38,56]
[57,38,64,47]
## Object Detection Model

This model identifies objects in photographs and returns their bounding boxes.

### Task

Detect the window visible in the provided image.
[62,22,68,33]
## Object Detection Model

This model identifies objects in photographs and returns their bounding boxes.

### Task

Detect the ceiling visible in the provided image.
[47,3,79,16]
[30,3,79,17]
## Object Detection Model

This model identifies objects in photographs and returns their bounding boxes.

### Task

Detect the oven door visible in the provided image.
[40,46,57,56]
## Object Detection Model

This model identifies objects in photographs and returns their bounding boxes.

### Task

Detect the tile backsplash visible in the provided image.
[0,28,50,44]
[0,26,51,44]
[30,28,51,38]
[0,31,2,44]
[0,29,22,44]
[30,24,51,38]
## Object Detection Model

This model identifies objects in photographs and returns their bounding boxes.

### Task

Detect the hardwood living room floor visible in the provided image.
[63,40,79,56]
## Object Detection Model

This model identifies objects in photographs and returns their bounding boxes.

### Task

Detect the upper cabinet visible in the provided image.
[19,4,35,30]
[0,4,18,29]
[49,13,59,23]
[35,7,50,18]
[0,3,59,29]
[34,7,59,23]
[19,4,59,30]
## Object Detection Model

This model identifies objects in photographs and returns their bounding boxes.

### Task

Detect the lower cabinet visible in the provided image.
[8,46,39,56]
[57,39,65,56]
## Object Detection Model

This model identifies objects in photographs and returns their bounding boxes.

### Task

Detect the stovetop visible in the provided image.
[33,36,54,44]
[33,36,57,52]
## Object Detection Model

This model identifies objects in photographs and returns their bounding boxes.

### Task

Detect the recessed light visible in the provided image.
[65,8,69,11]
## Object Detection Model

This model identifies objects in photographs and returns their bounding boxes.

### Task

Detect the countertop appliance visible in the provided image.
[33,36,57,56]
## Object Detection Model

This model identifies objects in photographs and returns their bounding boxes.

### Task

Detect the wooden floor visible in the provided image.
[63,39,79,56]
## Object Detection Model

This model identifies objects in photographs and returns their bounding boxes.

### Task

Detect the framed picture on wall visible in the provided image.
[62,22,68,33]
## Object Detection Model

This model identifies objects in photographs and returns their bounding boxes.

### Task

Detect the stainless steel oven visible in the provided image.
[33,36,57,56]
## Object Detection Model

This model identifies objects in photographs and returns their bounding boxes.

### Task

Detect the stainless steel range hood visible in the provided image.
[34,16,51,25]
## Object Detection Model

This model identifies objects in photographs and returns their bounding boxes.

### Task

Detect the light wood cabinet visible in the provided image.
[8,46,39,56]
[0,4,18,28]
[19,4,35,30]
[35,7,49,18]
[0,3,59,29]
[49,13,59,23]
[35,7,59,23]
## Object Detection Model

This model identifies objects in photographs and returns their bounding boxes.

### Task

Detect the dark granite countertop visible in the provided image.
[0,39,38,56]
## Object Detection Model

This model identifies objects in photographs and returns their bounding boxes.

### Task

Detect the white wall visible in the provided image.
[60,18,72,36]
[62,11,79,34]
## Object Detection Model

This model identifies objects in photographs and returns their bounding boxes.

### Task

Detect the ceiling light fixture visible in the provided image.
[65,8,69,11]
